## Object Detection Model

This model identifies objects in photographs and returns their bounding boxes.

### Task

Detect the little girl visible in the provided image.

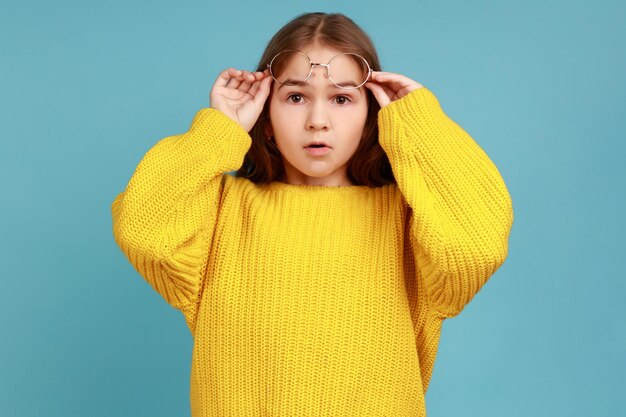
[112,12,513,417]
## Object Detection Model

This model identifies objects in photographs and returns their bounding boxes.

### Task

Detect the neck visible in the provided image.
[280,164,355,186]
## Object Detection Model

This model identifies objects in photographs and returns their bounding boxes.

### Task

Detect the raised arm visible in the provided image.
[111,108,251,328]
[376,86,514,318]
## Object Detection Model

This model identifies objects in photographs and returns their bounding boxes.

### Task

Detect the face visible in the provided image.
[266,44,369,186]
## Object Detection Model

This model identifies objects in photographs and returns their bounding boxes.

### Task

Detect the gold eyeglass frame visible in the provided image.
[266,49,373,90]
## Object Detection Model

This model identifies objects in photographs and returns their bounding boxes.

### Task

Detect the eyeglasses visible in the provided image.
[266,50,373,90]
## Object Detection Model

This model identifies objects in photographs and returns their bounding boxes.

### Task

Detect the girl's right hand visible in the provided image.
[209,68,273,132]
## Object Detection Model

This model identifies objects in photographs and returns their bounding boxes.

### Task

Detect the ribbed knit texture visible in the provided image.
[111,87,514,416]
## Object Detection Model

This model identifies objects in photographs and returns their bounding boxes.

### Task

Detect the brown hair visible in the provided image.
[235,12,395,187]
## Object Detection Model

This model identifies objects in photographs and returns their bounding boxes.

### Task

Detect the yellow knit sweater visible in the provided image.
[111,87,513,416]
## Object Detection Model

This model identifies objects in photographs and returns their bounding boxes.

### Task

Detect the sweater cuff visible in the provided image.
[377,87,445,152]
[186,107,252,160]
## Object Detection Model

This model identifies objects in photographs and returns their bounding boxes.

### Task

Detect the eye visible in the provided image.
[285,93,353,104]
[334,95,352,105]
[287,93,303,103]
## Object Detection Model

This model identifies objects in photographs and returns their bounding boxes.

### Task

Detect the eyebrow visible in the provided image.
[278,79,361,94]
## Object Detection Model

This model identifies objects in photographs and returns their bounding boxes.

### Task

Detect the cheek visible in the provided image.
[345,105,369,135]
[269,108,297,148]
[269,104,303,138]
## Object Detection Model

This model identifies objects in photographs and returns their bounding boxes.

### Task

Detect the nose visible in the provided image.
[306,100,330,131]
[306,69,331,131]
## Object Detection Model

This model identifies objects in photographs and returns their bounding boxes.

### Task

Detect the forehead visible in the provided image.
[300,45,345,63]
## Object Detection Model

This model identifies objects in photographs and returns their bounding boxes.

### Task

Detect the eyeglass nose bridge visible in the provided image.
[265,61,334,84]
[308,59,372,89]
[307,62,330,80]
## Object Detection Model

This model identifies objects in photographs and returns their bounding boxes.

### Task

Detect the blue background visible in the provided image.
[1,0,624,416]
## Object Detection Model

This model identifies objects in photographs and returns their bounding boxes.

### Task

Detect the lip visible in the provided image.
[305,146,331,156]
[304,140,332,148]
[304,140,332,157]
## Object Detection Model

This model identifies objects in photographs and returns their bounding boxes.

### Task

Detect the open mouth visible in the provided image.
[304,144,331,156]
[304,141,331,149]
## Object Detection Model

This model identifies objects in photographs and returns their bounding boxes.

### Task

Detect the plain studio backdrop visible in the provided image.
[1,0,624,416]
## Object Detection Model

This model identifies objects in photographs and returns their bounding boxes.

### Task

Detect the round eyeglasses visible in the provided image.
[266,50,373,90]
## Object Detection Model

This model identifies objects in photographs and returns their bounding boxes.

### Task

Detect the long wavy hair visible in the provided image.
[235,12,395,187]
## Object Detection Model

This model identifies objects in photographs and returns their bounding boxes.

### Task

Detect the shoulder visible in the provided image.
[375,182,405,205]
[223,172,253,187]
[221,173,267,198]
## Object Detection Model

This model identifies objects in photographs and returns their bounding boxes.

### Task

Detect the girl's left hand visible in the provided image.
[364,71,424,109]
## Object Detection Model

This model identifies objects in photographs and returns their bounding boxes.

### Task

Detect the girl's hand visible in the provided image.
[364,71,424,109]
[210,68,273,132]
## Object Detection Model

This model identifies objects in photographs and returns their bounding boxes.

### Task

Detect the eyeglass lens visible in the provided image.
[270,51,370,89]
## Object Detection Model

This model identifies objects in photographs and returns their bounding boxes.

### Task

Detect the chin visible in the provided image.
[305,165,337,175]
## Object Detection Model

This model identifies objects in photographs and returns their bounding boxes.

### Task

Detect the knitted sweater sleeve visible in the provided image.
[111,108,251,319]
[378,87,514,318]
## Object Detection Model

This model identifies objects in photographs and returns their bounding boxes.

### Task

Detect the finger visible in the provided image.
[216,68,244,88]
[227,77,243,90]
[372,72,423,93]
[239,78,253,92]
[368,79,403,99]
[252,75,273,109]
[371,77,409,93]
[215,68,232,88]
[224,69,256,90]
[247,71,272,96]
[369,80,396,102]
[371,71,413,81]
[247,82,260,97]
[371,71,417,87]
[239,70,265,93]
[241,70,256,83]
[247,76,263,97]
[364,82,390,108]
